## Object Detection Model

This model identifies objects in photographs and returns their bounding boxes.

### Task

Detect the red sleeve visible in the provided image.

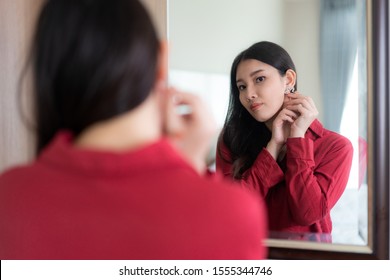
[285,136,353,226]
[216,140,284,198]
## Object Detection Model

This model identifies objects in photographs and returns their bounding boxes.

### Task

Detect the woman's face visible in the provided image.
[236,59,287,122]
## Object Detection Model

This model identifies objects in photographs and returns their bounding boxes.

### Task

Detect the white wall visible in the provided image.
[0,0,44,173]
[168,0,286,128]
[168,0,284,75]
[168,0,323,123]
[283,0,323,122]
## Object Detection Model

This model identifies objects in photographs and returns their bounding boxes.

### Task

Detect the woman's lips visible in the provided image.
[250,103,263,111]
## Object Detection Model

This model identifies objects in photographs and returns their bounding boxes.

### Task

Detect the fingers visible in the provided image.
[161,87,183,137]
[160,87,218,174]
[173,90,217,133]
[275,108,299,124]
[286,93,313,106]
[284,92,319,117]
[171,90,204,118]
[283,92,319,138]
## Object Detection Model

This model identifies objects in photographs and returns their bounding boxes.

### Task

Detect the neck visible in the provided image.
[74,94,162,152]
[265,117,275,131]
[265,107,283,131]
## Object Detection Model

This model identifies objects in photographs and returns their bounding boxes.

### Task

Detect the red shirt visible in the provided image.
[0,131,267,259]
[216,119,353,234]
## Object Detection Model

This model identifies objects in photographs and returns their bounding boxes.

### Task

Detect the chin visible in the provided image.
[251,114,269,123]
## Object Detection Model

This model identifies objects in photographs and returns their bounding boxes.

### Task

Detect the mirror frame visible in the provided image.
[266,0,389,260]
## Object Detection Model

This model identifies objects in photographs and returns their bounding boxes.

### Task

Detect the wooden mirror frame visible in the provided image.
[267,0,389,260]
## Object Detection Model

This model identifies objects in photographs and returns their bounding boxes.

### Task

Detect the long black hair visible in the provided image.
[30,0,159,153]
[218,41,297,179]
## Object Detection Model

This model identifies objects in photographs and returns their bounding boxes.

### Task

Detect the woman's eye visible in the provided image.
[256,76,265,82]
[237,85,246,91]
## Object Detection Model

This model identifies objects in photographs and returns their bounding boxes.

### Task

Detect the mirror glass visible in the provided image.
[167,0,368,247]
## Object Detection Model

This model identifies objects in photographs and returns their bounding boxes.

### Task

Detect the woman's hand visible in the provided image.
[266,95,299,159]
[161,87,217,175]
[284,92,318,138]
[266,92,318,160]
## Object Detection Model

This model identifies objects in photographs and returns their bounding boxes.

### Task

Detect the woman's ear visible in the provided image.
[155,40,168,87]
[285,69,297,89]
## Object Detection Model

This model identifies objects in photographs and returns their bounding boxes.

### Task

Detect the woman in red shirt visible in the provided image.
[216,41,353,236]
[0,0,267,259]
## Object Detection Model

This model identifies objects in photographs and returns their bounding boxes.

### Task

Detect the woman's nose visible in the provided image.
[245,85,257,101]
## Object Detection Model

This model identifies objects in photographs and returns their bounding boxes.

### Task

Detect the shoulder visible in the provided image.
[176,174,268,259]
[190,174,267,251]
[311,120,352,148]
[171,166,262,212]
[0,163,37,185]
[192,168,255,194]
[0,162,44,201]
[313,128,354,161]
[322,128,353,150]
[199,173,265,217]
[216,134,232,160]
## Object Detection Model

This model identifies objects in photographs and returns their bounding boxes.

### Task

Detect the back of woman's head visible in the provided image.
[32,0,159,153]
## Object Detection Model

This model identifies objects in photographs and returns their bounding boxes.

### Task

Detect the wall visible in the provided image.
[0,0,44,173]
[168,0,285,127]
[167,0,323,127]
[283,0,322,121]
[140,0,167,39]
[169,0,284,75]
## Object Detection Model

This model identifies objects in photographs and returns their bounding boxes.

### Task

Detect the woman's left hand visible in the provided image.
[284,92,319,138]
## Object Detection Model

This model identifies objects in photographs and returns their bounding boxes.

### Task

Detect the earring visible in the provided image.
[285,86,294,94]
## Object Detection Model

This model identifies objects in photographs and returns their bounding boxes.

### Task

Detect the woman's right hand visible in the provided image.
[161,87,217,175]
[266,96,299,160]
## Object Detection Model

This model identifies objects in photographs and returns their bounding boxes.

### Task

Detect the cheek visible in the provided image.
[275,94,285,108]
[238,94,247,107]
[270,87,285,108]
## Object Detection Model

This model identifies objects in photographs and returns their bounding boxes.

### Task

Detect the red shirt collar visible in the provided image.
[306,119,324,140]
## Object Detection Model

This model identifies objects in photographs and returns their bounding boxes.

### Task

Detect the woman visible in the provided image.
[217,41,353,236]
[0,0,267,259]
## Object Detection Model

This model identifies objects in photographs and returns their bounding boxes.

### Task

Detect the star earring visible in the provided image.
[284,86,295,94]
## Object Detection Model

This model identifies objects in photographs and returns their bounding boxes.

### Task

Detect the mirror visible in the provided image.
[166,0,389,259]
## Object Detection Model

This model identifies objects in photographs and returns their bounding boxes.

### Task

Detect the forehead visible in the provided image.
[236,59,277,78]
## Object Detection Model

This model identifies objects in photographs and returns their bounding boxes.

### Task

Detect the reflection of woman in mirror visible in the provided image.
[0,0,267,259]
[216,41,353,237]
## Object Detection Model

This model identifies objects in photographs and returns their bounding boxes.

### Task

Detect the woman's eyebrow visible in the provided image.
[236,69,265,83]
[250,69,265,77]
